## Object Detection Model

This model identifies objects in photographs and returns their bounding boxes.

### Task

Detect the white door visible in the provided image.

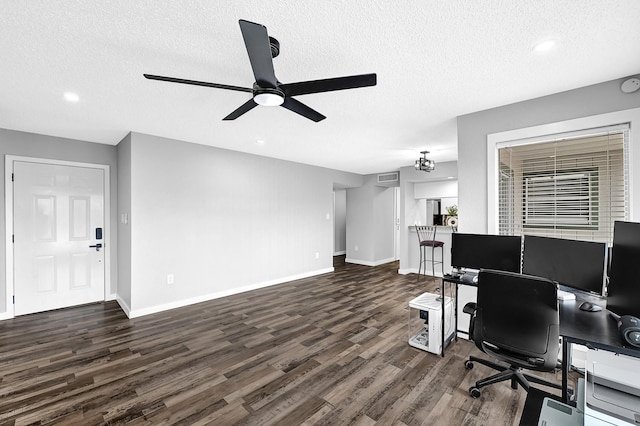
[12,161,105,315]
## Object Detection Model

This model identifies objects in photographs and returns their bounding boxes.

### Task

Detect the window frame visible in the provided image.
[486,110,640,240]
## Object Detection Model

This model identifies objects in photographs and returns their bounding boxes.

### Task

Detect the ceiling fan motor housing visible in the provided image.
[269,37,280,58]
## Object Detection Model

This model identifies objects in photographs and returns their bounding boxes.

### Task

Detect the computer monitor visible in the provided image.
[607,221,640,318]
[450,233,522,273]
[522,235,608,296]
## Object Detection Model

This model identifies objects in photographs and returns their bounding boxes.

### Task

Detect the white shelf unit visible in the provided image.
[408,292,455,355]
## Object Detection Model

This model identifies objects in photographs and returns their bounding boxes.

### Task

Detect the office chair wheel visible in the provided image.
[464,360,474,370]
[469,386,481,398]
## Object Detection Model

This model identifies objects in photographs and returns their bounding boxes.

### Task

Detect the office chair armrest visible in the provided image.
[463,302,477,316]
[464,302,478,342]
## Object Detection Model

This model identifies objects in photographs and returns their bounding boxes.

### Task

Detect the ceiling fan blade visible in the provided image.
[222,99,258,120]
[238,20,278,88]
[281,73,376,97]
[143,74,252,93]
[281,97,326,122]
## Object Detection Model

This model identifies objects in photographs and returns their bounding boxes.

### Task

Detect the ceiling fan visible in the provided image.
[144,19,377,122]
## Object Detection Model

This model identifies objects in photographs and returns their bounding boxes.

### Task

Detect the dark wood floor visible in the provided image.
[0,257,568,425]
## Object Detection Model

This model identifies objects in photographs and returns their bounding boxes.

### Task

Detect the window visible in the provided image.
[497,128,628,244]
[524,170,597,227]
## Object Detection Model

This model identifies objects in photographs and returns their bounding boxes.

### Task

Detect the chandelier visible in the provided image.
[414,151,435,172]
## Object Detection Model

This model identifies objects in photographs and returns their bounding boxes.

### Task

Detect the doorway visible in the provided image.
[333,189,347,255]
[394,187,400,260]
[5,157,110,317]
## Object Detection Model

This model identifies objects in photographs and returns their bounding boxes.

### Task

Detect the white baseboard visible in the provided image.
[125,267,334,319]
[116,295,132,318]
[457,331,470,340]
[333,250,346,255]
[0,294,121,321]
[345,257,396,267]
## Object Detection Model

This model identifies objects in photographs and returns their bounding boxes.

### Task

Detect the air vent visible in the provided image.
[377,172,399,183]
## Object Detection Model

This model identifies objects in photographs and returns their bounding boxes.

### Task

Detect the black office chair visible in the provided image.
[464,269,561,398]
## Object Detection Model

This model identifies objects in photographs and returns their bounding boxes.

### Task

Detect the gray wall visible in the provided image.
[0,128,118,316]
[121,132,362,317]
[1,128,363,319]
[374,183,396,263]
[457,75,640,233]
[346,178,375,263]
[116,133,132,310]
[345,174,396,266]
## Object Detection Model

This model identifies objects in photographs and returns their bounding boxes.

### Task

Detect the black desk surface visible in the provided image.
[444,274,640,418]
[442,274,640,358]
[559,292,640,359]
[443,274,472,284]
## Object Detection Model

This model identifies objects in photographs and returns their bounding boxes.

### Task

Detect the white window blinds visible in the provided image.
[497,127,629,244]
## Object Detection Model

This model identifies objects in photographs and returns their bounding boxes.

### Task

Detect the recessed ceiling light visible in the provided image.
[533,39,556,52]
[256,139,265,145]
[64,92,80,102]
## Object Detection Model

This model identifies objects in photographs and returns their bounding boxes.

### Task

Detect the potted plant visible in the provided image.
[445,205,458,227]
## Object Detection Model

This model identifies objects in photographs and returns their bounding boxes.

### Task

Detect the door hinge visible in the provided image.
[13,295,15,304]
[11,173,14,182]
[12,234,15,243]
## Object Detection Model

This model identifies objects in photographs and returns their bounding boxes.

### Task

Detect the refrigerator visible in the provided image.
[426,199,441,226]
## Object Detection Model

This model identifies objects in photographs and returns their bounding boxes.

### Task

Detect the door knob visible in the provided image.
[89,243,103,251]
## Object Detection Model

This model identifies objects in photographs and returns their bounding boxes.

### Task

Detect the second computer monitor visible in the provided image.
[522,235,608,296]
[451,233,522,273]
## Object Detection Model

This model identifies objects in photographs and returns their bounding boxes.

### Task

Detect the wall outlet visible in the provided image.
[167,274,175,285]
[315,252,319,259]
[355,245,359,251]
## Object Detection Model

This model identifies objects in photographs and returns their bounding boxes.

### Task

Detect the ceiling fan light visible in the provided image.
[254,90,285,106]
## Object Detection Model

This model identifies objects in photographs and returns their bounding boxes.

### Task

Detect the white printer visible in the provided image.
[538,347,640,426]
[583,349,640,425]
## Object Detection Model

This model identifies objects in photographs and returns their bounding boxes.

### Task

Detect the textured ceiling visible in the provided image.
[1,1,639,174]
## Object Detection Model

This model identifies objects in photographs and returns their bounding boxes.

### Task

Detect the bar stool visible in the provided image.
[415,225,445,279]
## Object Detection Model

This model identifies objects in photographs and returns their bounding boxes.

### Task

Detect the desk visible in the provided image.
[441,275,640,404]
[441,274,474,355]
[558,292,640,404]
[439,274,468,356]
